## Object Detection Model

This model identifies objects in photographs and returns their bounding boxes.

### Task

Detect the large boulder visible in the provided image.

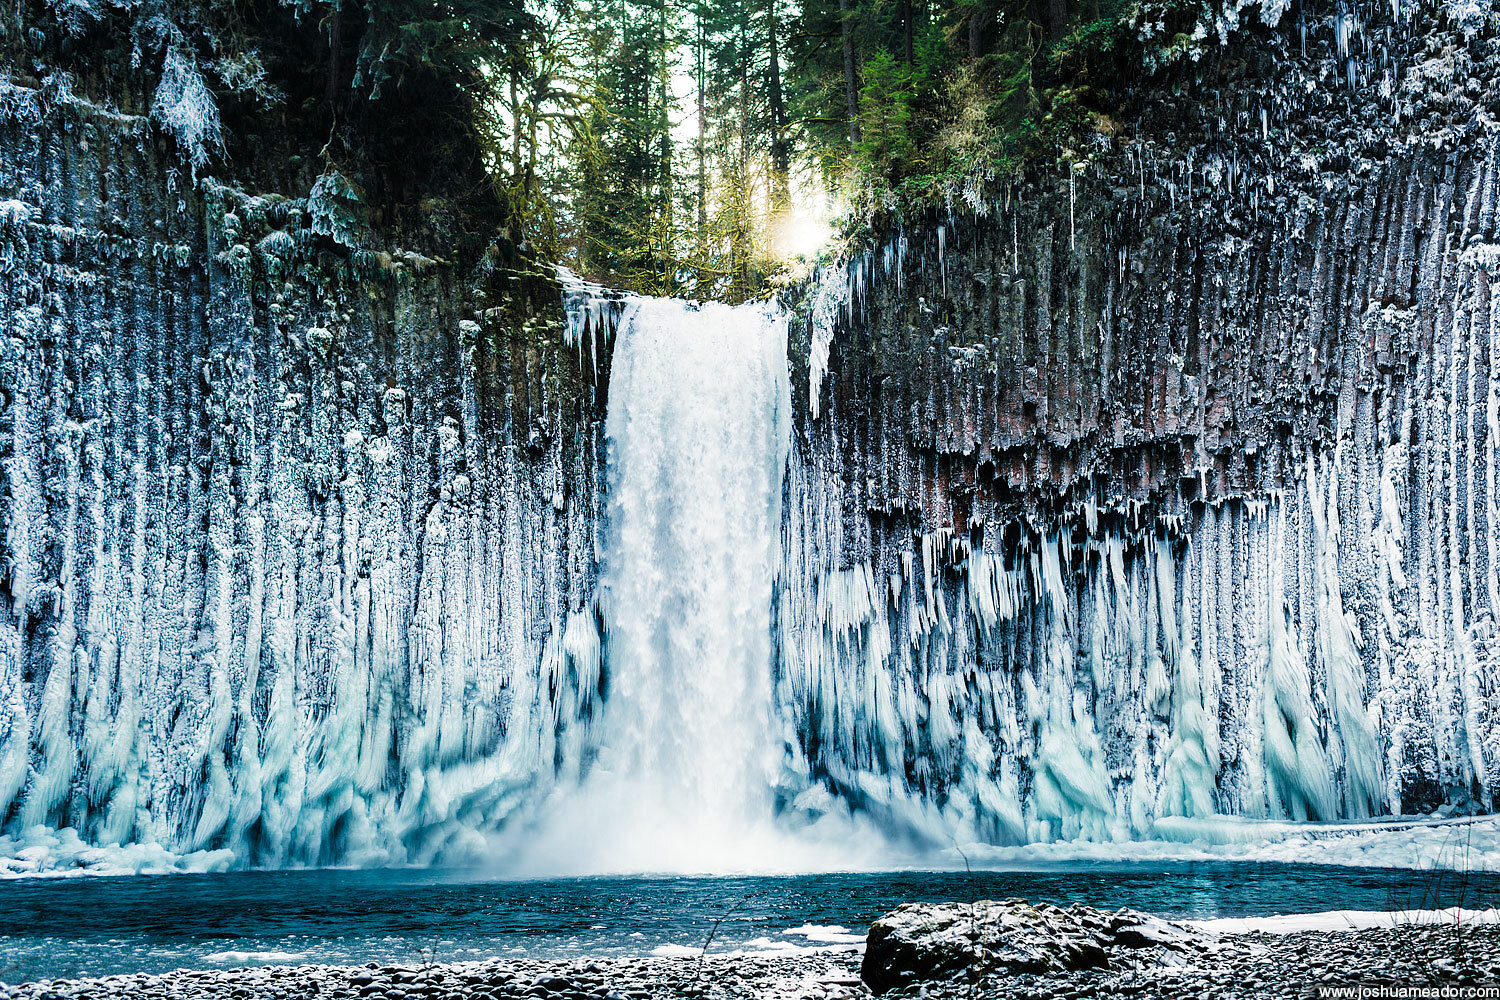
[860,899,1212,995]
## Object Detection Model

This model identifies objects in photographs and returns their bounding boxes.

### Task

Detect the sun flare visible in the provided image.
[772,214,834,259]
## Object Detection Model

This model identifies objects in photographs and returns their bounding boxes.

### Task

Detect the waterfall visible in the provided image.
[595,295,791,862]
[600,297,789,821]
[8,16,1499,872]
[507,294,839,873]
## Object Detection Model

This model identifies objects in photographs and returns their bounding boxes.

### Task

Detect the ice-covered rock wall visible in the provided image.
[775,0,1500,843]
[0,75,608,867]
[4,0,1500,873]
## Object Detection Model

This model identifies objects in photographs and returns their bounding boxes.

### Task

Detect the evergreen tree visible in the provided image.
[571,0,684,292]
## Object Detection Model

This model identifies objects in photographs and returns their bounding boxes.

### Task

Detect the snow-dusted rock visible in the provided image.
[860,899,1214,994]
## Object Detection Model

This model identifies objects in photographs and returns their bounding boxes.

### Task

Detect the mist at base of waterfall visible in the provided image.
[483,776,913,877]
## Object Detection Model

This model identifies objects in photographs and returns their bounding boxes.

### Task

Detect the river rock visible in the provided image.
[859,899,1214,995]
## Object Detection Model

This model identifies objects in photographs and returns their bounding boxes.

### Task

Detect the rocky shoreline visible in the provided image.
[2,922,1498,1000]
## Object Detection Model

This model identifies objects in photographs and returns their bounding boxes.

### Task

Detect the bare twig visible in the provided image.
[700,891,760,960]
[953,838,982,1000]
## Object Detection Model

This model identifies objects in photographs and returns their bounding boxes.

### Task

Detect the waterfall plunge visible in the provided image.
[510,294,885,874]
[595,297,791,859]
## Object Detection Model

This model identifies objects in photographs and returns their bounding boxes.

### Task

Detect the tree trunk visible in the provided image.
[657,0,674,291]
[1046,0,1068,41]
[510,70,522,181]
[767,0,790,213]
[524,86,538,213]
[696,2,707,237]
[900,0,913,63]
[839,0,860,146]
[325,5,343,116]
[968,3,986,58]
[738,8,752,294]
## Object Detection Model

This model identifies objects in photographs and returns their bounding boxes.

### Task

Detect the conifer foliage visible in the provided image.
[12,0,1199,296]
[501,0,1182,294]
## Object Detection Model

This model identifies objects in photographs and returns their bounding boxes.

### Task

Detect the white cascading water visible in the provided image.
[594,296,790,865]
[509,294,862,873]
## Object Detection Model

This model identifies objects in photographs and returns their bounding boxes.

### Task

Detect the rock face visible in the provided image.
[3,0,1500,872]
[0,44,607,865]
[860,899,1211,995]
[771,0,1500,845]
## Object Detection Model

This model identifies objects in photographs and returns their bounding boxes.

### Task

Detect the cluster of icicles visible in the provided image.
[548,273,1472,868]
[0,266,1491,876]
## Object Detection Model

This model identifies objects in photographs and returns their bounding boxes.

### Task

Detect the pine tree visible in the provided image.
[571,0,684,293]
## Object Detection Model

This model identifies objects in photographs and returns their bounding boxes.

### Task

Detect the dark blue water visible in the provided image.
[1,862,1494,983]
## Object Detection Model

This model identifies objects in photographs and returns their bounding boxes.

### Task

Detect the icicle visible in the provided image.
[937,225,948,297]
[1069,162,1076,252]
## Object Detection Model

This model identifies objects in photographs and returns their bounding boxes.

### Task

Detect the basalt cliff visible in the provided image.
[1,0,1496,868]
